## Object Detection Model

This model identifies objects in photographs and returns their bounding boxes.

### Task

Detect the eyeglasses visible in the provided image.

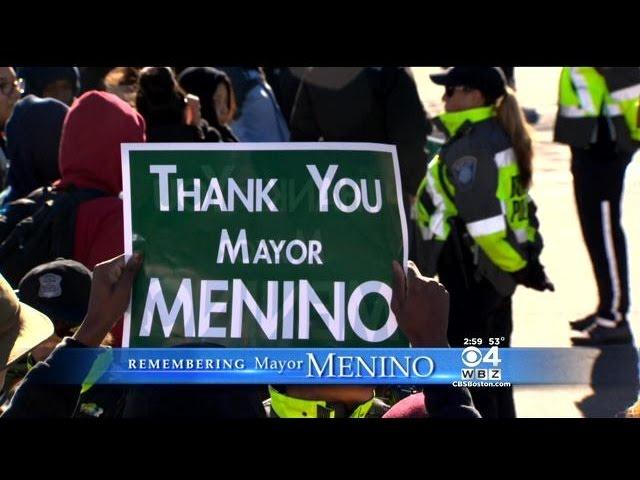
[444,85,471,98]
[0,77,25,96]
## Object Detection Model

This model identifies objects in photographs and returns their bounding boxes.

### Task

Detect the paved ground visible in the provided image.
[412,67,640,417]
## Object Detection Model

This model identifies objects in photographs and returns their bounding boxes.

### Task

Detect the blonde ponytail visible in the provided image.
[496,88,534,189]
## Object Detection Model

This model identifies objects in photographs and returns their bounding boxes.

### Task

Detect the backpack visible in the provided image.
[0,185,107,287]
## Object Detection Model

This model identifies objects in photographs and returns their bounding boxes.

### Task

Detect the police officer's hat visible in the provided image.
[430,67,508,103]
[17,259,92,338]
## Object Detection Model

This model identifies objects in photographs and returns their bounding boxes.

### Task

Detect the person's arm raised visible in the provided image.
[391,260,449,347]
[73,253,143,347]
[390,260,481,418]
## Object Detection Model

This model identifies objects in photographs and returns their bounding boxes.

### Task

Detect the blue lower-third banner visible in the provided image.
[35,345,640,385]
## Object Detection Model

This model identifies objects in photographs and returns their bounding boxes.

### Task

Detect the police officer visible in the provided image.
[415,67,553,418]
[554,67,640,346]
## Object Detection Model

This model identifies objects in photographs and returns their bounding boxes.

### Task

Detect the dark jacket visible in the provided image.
[263,67,305,126]
[290,67,432,195]
[1,337,103,418]
[4,95,69,202]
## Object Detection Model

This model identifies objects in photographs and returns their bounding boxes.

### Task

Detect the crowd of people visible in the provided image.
[0,66,638,418]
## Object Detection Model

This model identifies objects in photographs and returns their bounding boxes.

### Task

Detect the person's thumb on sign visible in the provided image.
[391,260,450,348]
[73,253,143,347]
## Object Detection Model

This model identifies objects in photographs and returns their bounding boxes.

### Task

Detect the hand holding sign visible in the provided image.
[391,261,449,347]
[73,253,143,347]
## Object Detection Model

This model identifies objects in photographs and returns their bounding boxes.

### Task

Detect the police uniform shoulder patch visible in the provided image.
[451,155,477,191]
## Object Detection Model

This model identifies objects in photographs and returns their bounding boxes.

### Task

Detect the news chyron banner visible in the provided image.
[121,143,409,348]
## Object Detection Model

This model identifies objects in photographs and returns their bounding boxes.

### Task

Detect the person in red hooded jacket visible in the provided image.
[57,91,145,346]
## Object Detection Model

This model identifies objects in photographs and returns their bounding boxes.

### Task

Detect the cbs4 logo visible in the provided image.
[461,346,501,367]
[461,346,502,380]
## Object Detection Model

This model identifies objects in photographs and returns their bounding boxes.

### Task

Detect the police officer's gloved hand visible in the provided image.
[513,260,555,292]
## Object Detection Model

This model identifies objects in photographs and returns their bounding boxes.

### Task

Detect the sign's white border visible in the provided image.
[120,142,408,348]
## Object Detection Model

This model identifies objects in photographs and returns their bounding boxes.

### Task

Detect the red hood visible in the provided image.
[58,91,146,194]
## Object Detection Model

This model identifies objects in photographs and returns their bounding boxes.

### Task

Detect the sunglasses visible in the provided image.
[445,85,471,97]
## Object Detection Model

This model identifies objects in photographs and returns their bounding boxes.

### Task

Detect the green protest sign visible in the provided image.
[122,143,408,348]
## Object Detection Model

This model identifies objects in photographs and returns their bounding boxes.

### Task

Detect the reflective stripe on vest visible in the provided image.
[415,156,457,241]
[569,67,600,115]
[606,103,622,116]
[559,67,607,117]
[610,84,640,102]
[466,214,506,238]
[560,105,593,118]
[562,103,622,117]
[514,228,528,243]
